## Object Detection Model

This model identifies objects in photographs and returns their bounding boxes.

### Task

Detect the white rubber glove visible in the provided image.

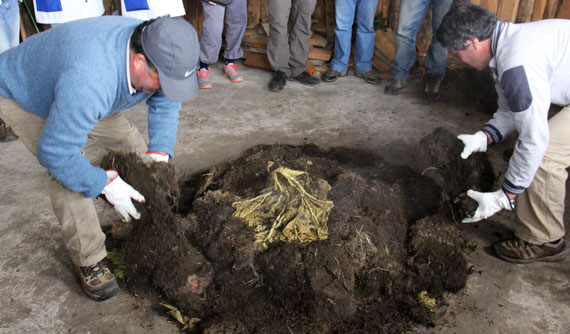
[457,131,488,159]
[462,189,514,223]
[101,170,145,222]
[145,151,169,163]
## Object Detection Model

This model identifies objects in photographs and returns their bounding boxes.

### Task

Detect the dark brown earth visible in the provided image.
[101,127,494,334]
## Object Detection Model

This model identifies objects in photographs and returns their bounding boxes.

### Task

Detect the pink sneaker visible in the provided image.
[197,69,212,89]
[223,64,244,83]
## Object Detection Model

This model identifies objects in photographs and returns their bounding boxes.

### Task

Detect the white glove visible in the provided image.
[462,189,513,223]
[457,131,488,159]
[145,151,169,163]
[101,170,145,222]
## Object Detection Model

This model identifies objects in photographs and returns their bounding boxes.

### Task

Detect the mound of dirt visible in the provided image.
[101,127,493,333]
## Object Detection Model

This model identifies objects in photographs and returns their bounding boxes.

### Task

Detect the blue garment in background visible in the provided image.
[391,0,453,81]
[330,0,378,74]
[0,0,20,53]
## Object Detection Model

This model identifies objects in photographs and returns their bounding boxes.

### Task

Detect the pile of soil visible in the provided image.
[101,127,494,333]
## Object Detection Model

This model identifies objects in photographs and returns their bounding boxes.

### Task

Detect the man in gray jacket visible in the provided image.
[437,4,569,263]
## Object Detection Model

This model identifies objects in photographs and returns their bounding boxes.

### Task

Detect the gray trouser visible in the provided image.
[515,106,570,244]
[267,0,317,77]
[199,0,247,64]
[0,97,146,267]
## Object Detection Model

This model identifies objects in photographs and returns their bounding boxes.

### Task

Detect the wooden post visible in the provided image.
[20,18,27,42]
[517,0,536,22]
[247,0,261,28]
[324,0,335,46]
[497,0,521,22]
[387,0,401,32]
[531,0,548,20]
[557,0,570,18]
[476,0,499,14]
[544,0,560,18]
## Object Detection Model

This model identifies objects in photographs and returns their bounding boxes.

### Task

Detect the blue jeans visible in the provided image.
[391,0,452,81]
[330,0,378,74]
[0,0,20,54]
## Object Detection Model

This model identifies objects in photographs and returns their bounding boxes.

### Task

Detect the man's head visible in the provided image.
[437,4,497,70]
[129,17,199,102]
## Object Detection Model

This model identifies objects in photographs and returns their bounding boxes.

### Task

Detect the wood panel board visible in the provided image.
[517,0,536,22]
[531,0,548,20]
[556,0,570,18]
[497,0,521,22]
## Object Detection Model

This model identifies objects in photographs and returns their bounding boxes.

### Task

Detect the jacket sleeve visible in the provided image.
[486,63,551,194]
[146,90,181,158]
[36,71,109,198]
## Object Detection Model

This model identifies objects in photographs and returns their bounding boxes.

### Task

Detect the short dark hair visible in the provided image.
[130,18,158,72]
[436,4,497,52]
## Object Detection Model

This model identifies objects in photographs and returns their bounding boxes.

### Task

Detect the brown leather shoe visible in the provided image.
[289,71,320,85]
[0,119,18,142]
[384,79,407,95]
[321,69,347,82]
[493,237,567,264]
[355,70,381,85]
[74,260,120,301]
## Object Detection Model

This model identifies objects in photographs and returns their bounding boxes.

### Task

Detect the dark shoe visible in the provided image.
[424,74,442,100]
[384,79,407,95]
[74,260,120,301]
[321,69,347,82]
[268,71,287,92]
[493,237,568,264]
[355,70,381,85]
[0,119,18,142]
[290,71,320,85]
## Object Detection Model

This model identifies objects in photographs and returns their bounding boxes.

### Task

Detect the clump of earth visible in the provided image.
[101,127,494,333]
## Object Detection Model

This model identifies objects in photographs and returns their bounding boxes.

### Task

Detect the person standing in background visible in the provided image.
[267,0,320,92]
[384,0,453,100]
[197,0,247,89]
[321,0,381,85]
[0,0,20,142]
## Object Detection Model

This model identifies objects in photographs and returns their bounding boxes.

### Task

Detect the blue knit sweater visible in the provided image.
[0,16,181,198]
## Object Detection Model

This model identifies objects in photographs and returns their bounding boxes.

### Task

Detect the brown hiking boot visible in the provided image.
[355,70,381,85]
[321,69,347,82]
[0,119,18,142]
[493,237,568,264]
[424,74,442,100]
[384,79,407,95]
[74,261,120,301]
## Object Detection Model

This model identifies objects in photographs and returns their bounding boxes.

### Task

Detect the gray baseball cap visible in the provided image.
[141,16,199,102]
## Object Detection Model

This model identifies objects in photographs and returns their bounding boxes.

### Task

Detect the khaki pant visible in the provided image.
[267,0,317,77]
[0,97,146,266]
[516,106,570,244]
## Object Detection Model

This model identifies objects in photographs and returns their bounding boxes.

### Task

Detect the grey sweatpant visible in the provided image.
[267,0,317,77]
[0,97,146,267]
[199,0,247,64]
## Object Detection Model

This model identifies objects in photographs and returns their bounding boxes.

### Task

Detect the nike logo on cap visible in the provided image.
[185,68,196,77]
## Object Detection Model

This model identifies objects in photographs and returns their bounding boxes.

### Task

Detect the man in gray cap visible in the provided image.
[0,16,199,301]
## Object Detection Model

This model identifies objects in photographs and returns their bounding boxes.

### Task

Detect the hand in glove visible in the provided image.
[457,131,488,159]
[145,151,169,163]
[101,170,145,222]
[462,189,514,223]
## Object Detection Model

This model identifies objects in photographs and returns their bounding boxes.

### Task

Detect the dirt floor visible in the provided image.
[0,62,569,333]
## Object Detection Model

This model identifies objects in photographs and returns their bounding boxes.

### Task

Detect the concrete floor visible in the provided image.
[1,62,569,333]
